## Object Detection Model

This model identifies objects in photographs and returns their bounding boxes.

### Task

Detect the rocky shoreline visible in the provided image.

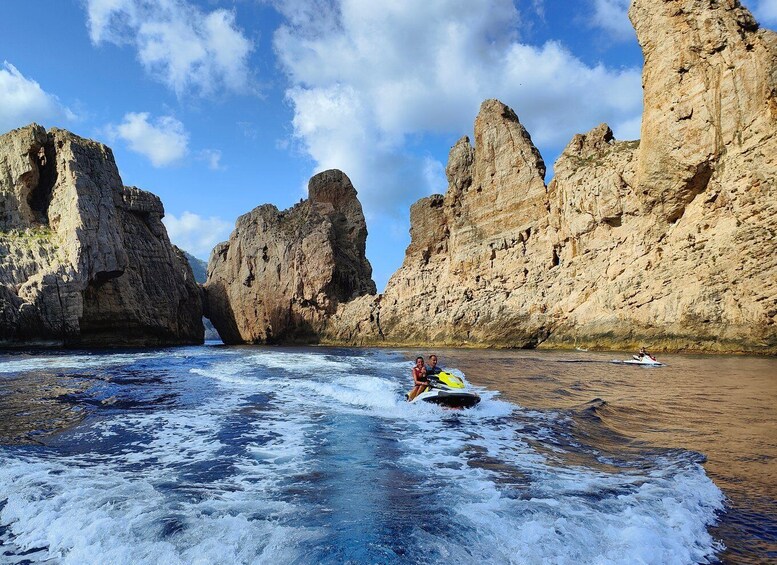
[1,0,775,353]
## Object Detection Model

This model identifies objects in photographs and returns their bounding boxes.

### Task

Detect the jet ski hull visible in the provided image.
[411,389,481,409]
[611,359,664,366]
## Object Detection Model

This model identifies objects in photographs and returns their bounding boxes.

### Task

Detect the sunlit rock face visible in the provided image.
[326,0,777,353]
[327,99,557,347]
[608,0,777,350]
[0,124,203,347]
[204,169,376,344]
[326,99,561,348]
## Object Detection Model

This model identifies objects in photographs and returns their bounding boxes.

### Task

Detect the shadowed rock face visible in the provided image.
[0,124,203,347]
[203,169,376,344]
[325,0,777,353]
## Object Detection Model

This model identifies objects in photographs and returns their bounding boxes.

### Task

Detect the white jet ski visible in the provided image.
[407,371,481,409]
[611,355,664,366]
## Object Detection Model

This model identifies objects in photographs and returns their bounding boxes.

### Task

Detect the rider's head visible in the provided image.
[415,356,424,365]
[429,354,438,367]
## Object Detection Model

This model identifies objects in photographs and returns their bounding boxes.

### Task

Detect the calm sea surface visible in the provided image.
[0,344,774,564]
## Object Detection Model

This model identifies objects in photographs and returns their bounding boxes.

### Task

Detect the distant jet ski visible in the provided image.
[611,355,664,366]
[407,371,481,408]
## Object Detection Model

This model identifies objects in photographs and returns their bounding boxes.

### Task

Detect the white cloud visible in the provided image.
[238,121,259,140]
[85,0,254,98]
[287,84,442,216]
[271,0,643,218]
[531,0,546,20]
[590,0,634,41]
[422,156,447,196]
[613,114,642,142]
[0,62,75,132]
[108,112,189,167]
[198,149,224,170]
[162,211,232,258]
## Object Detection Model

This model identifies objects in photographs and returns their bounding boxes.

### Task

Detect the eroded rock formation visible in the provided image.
[325,0,777,353]
[0,125,203,346]
[325,100,561,347]
[204,169,376,344]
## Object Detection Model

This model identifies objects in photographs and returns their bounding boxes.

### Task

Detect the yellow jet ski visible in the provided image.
[407,371,481,409]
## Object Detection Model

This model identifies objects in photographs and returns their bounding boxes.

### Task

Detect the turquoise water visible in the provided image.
[0,345,770,564]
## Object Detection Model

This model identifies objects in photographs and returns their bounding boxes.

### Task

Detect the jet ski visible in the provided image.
[611,355,664,366]
[407,371,481,409]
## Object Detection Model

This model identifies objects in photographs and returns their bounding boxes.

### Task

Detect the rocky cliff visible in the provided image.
[203,169,376,344]
[0,125,203,347]
[325,0,777,353]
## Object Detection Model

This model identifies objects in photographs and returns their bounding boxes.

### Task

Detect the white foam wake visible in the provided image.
[0,347,725,564]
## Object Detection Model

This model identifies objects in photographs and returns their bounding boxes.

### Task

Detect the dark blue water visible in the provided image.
[0,345,763,564]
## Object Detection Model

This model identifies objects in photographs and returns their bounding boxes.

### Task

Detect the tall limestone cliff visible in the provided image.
[325,100,562,347]
[326,0,777,352]
[203,169,376,344]
[0,124,203,346]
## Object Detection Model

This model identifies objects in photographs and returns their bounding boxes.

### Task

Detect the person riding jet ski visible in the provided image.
[633,347,660,363]
[426,354,442,375]
[406,355,480,409]
[407,356,428,401]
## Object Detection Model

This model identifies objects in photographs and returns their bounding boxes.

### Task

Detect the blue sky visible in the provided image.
[2,0,775,290]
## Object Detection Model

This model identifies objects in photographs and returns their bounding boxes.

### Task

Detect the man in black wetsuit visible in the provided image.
[426,354,442,375]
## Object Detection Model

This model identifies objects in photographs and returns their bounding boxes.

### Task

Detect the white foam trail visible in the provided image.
[395,405,724,564]
[0,348,725,564]
[0,457,318,564]
[0,347,228,375]
[0,349,326,563]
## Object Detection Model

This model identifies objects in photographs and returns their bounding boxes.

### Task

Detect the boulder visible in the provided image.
[204,169,376,344]
[0,124,203,346]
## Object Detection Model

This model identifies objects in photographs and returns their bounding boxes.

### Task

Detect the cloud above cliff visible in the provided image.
[85,0,255,98]
[163,211,232,259]
[0,62,76,132]
[108,112,189,167]
[271,0,643,218]
[590,0,634,41]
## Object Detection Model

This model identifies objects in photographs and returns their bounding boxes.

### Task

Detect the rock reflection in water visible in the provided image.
[0,371,91,444]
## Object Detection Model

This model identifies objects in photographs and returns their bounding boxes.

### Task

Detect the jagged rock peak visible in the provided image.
[562,123,616,160]
[630,0,777,222]
[325,99,555,347]
[474,98,546,180]
[309,169,357,207]
[324,0,777,355]
[204,168,376,345]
